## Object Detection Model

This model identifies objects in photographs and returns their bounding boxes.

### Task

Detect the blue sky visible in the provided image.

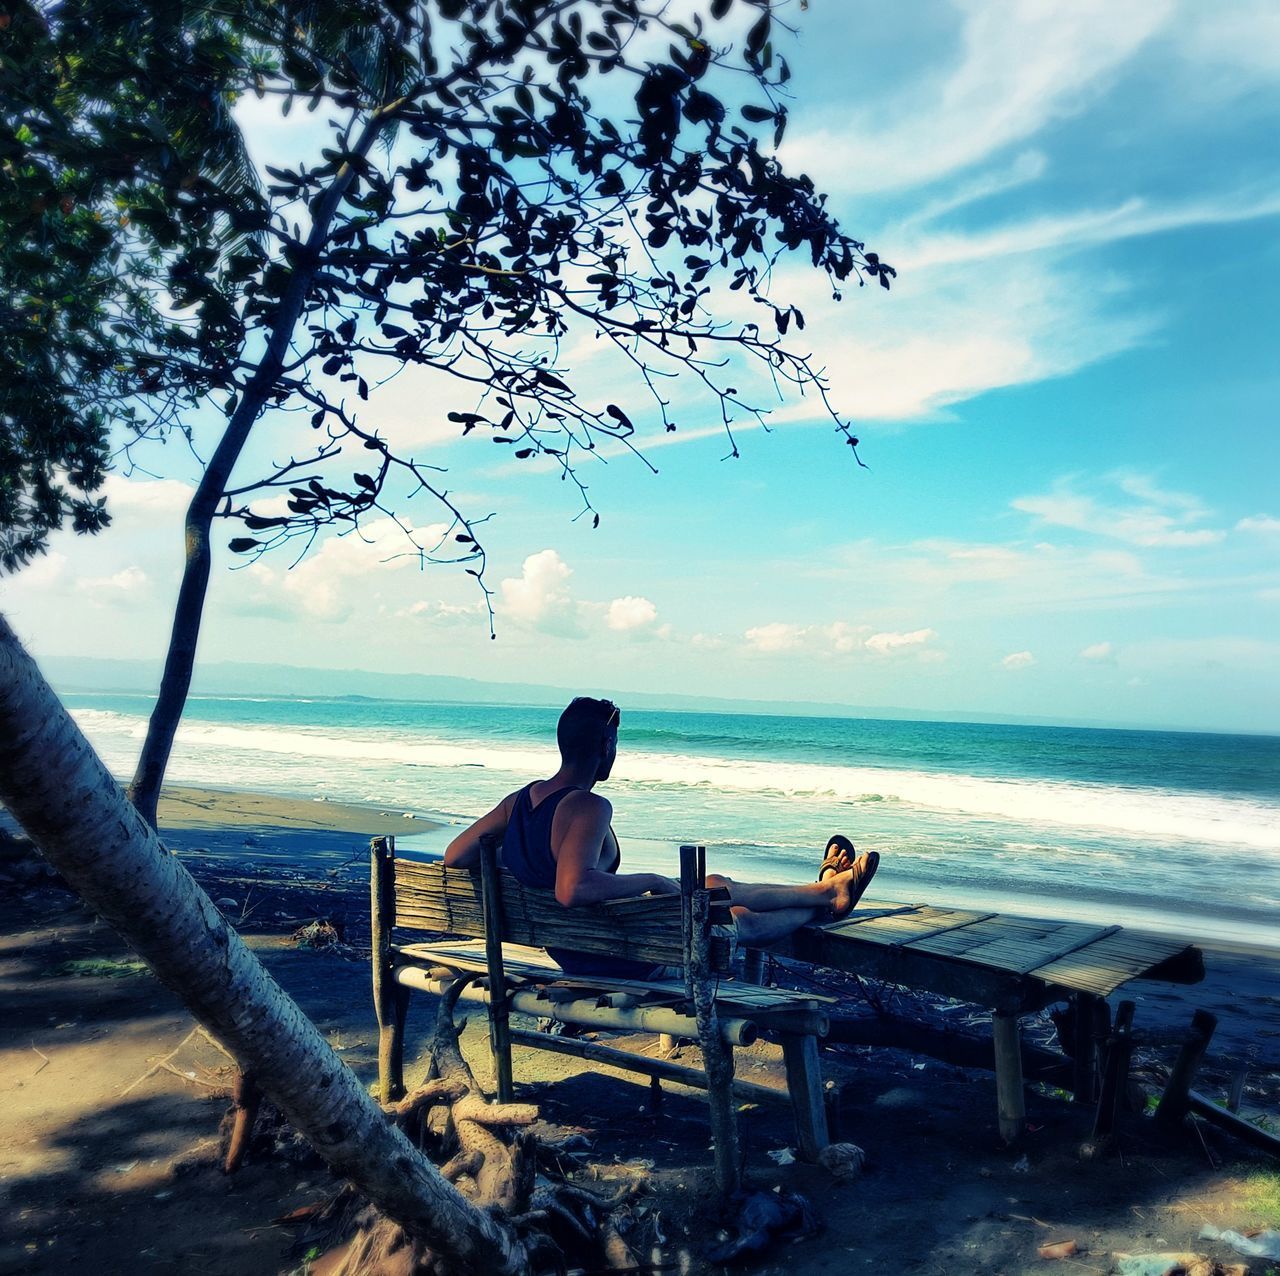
[6,0,1279,733]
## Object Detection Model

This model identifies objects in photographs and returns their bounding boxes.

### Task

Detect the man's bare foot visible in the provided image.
[819,834,857,881]
[827,851,880,921]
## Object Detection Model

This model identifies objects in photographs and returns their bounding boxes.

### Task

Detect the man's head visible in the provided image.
[557,696,620,782]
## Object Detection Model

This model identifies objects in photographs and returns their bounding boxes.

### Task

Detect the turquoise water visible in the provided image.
[66,693,1280,948]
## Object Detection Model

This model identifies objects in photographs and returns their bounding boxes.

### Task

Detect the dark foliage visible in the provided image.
[3,0,892,822]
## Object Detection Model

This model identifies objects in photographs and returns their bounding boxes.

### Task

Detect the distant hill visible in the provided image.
[43,654,1128,730]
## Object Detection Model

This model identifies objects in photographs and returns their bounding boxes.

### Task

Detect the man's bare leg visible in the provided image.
[729,903,821,946]
[706,874,835,912]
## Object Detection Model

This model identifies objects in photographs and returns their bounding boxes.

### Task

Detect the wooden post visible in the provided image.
[478,832,514,1104]
[780,1032,830,1161]
[1089,999,1135,1148]
[1226,1068,1246,1114]
[1155,1008,1217,1131]
[683,845,741,1200]
[992,1011,1025,1143]
[679,844,697,1001]
[742,948,766,985]
[370,836,404,1102]
[1072,992,1107,1104]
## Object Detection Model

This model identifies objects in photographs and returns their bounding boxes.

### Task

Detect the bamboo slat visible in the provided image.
[840,906,995,947]
[1030,931,1201,996]
[390,861,725,968]
[910,921,1117,975]
[394,939,833,1012]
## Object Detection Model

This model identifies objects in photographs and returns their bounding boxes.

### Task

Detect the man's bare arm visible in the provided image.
[443,793,516,869]
[553,793,678,907]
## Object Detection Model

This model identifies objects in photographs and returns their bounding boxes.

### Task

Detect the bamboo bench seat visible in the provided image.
[371,838,831,1196]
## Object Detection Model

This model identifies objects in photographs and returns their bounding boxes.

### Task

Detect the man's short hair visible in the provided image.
[557,696,619,760]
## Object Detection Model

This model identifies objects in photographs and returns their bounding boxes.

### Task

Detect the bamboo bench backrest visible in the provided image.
[379,847,734,974]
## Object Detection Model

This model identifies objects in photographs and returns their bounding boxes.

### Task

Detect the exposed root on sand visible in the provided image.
[228,976,640,1276]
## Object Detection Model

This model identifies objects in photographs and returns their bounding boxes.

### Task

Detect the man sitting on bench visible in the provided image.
[444,696,880,980]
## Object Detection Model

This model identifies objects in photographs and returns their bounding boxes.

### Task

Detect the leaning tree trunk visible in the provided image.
[0,615,527,1274]
[126,99,402,829]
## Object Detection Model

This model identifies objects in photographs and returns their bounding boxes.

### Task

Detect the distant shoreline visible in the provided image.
[51,658,1280,736]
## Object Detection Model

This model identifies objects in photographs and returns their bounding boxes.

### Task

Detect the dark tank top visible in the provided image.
[502,783,657,980]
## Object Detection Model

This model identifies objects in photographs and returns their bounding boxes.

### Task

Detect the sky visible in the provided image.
[5,0,1279,734]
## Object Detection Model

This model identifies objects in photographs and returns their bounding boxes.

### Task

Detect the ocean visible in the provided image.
[66,693,1280,949]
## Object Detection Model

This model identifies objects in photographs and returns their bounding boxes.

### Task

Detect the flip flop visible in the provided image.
[830,850,880,922]
[818,834,856,881]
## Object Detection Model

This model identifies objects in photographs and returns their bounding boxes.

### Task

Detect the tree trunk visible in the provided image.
[127,510,213,827]
[0,616,527,1274]
[126,103,397,828]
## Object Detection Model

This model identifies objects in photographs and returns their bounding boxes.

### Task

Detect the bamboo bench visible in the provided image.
[370,837,835,1196]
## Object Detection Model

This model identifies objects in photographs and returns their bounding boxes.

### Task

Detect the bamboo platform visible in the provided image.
[779,897,1203,1014]
[775,896,1204,1143]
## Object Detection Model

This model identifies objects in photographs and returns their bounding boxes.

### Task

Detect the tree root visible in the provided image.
[297,974,642,1275]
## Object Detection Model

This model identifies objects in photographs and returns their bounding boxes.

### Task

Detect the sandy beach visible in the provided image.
[2,785,1278,1275]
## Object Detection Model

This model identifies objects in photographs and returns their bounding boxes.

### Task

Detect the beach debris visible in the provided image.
[705,1189,819,1266]
[1012,1154,1031,1174]
[816,1141,866,1182]
[766,1147,796,1166]
[1199,1225,1280,1260]
[1038,1239,1080,1260]
[1115,1253,1211,1276]
[213,897,239,912]
[290,919,346,952]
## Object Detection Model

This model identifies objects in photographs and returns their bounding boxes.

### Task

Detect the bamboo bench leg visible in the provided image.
[992,1011,1026,1143]
[1073,992,1108,1104]
[780,1032,829,1161]
[699,1023,740,1198]
[375,976,410,1103]
[742,948,766,986]
[371,834,404,1103]
[683,846,741,1199]
[1087,999,1135,1152]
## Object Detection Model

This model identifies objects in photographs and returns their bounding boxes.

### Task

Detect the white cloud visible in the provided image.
[499,549,581,636]
[896,188,1280,271]
[1080,641,1116,663]
[824,622,867,654]
[744,622,807,654]
[864,627,937,655]
[102,474,193,519]
[1001,650,1036,670]
[757,255,1157,424]
[1237,514,1280,535]
[1012,475,1225,548]
[9,550,67,589]
[740,621,938,661]
[233,518,453,624]
[606,595,658,633]
[782,0,1173,195]
[85,566,149,600]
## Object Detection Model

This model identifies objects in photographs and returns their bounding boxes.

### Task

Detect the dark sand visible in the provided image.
[2,785,1278,1275]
